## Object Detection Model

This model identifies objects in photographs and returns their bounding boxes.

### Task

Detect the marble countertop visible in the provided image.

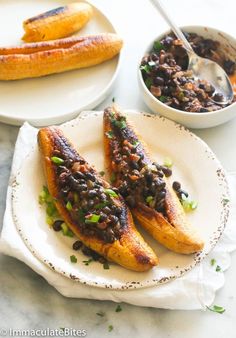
[0,0,236,337]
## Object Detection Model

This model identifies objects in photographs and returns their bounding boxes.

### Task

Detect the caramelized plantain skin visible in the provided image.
[22,2,93,42]
[38,127,158,272]
[103,106,204,254]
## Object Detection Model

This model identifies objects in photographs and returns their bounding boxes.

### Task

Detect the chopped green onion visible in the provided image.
[153,40,165,52]
[61,223,74,237]
[159,95,167,102]
[94,201,110,210]
[140,64,151,73]
[46,203,57,216]
[113,119,126,129]
[51,156,64,165]
[112,97,115,103]
[181,197,198,212]
[216,265,221,272]
[103,262,110,270]
[115,305,122,312]
[132,141,139,147]
[223,198,230,206]
[145,77,153,89]
[104,189,118,198]
[105,131,114,139]
[146,196,154,204]
[99,171,105,176]
[70,255,77,263]
[83,258,93,266]
[207,305,225,314]
[66,201,73,211]
[210,258,216,266]
[163,157,173,168]
[96,311,105,317]
[85,214,101,224]
[108,325,114,332]
[46,215,54,226]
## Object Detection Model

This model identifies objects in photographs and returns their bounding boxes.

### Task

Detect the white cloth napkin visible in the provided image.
[1,119,236,310]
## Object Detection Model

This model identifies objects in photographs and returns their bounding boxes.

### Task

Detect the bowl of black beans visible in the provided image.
[138,26,236,129]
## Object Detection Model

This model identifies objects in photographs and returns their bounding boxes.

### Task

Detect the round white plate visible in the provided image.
[12,112,230,289]
[0,0,121,126]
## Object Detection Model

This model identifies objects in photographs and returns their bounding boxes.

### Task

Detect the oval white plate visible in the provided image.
[12,112,230,289]
[0,0,121,126]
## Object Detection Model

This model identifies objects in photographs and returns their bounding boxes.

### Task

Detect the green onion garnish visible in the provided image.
[210,258,216,266]
[46,203,57,216]
[85,214,101,224]
[61,223,74,237]
[159,95,167,102]
[51,156,64,165]
[112,97,115,103]
[103,262,110,270]
[104,189,118,198]
[46,215,54,226]
[163,157,173,168]
[66,201,73,211]
[96,311,105,317]
[108,325,114,332]
[146,196,153,204]
[105,131,114,139]
[153,40,165,52]
[115,305,122,312]
[114,119,126,129]
[181,195,198,212]
[207,305,225,314]
[145,77,153,89]
[70,255,77,263]
[216,265,221,272]
[94,201,110,210]
[140,64,151,73]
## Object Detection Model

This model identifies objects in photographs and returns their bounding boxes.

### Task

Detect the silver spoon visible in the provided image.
[150,0,234,105]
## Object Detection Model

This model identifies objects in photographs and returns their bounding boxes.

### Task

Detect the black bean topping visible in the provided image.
[88,190,97,198]
[161,166,172,177]
[172,181,181,191]
[73,240,83,251]
[85,172,96,181]
[52,220,63,232]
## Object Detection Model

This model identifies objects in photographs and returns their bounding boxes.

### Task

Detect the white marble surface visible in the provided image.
[0,0,236,337]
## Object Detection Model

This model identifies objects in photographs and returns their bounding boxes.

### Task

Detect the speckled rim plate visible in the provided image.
[11,111,230,290]
[0,0,122,127]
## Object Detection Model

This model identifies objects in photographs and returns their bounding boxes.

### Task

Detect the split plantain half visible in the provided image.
[22,2,93,42]
[103,106,204,254]
[0,33,123,80]
[38,127,158,272]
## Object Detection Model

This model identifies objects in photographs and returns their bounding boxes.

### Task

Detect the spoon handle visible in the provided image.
[150,0,194,53]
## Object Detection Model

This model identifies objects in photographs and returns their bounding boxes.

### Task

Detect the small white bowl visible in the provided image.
[138,25,236,129]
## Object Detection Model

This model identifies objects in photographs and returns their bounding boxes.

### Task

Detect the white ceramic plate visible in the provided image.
[12,112,230,289]
[0,0,121,126]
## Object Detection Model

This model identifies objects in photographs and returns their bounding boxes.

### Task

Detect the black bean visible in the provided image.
[85,172,96,181]
[161,166,172,177]
[74,171,85,179]
[88,190,97,198]
[154,76,164,86]
[100,193,107,202]
[88,199,95,209]
[109,215,119,225]
[52,220,63,232]
[200,107,209,112]
[130,161,139,170]
[156,191,166,199]
[213,92,224,102]
[103,206,111,214]
[72,240,83,251]
[99,213,107,222]
[78,184,88,192]
[82,246,94,256]
[112,206,122,215]
[172,181,181,191]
